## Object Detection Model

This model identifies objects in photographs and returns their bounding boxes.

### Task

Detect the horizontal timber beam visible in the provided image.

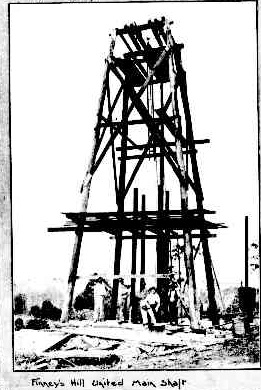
[111,233,216,239]
[116,20,165,35]
[100,117,175,127]
[116,140,208,151]
[118,150,196,160]
[62,209,216,218]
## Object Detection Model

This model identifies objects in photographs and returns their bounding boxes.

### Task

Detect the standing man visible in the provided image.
[117,278,131,324]
[93,277,108,322]
[168,279,179,325]
[140,287,160,328]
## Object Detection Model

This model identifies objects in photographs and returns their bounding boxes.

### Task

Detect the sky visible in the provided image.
[10,2,259,298]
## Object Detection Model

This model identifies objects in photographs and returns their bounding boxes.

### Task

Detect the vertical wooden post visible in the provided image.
[165,190,170,263]
[245,216,249,287]
[160,82,165,190]
[111,88,128,318]
[167,27,199,328]
[60,225,83,322]
[156,83,166,300]
[165,189,170,273]
[201,234,219,324]
[131,188,138,304]
[165,190,169,211]
[111,232,123,319]
[140,194,146,292]
[177,242,183,318]
[156,185,164,284]
[171,38,218,325]
[156,184,169,321]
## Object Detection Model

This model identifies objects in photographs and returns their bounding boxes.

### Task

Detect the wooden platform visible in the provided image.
[48,209,225,236]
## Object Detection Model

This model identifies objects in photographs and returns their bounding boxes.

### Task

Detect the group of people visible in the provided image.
[92,275,180,327]
[139,281,179,327]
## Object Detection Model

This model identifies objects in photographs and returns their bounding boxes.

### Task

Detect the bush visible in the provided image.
[30,305,41,318]
[26,319,49,330]
[74,293,90,311]
[15,317,24,331]
[74,277,98,311]
[41,300,61,321]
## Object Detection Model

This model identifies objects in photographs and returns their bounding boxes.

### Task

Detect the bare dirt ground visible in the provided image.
[14,318,260,370]
[114,335,260,369]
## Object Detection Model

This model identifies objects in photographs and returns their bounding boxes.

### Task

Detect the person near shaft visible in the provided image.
[93,277,108,322]
[117,278,131,324]
[140,286,160,328]
[168,279,179,325]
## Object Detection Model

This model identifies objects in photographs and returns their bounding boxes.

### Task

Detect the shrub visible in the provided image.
[26,319,49,330]
[30,305,41,318]
[15,317,24,331]
[41,300,61,321]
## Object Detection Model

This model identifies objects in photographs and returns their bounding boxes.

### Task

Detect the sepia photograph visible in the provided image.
[9,1,259,372]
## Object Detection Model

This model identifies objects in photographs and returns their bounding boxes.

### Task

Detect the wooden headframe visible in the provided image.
[49,18,225,326]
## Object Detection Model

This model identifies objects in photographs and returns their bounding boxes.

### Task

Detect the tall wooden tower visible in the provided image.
[49,18,225,328]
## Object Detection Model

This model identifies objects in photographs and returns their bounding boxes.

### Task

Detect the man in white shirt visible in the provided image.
[93,277,108,322]
[140,287,160,327]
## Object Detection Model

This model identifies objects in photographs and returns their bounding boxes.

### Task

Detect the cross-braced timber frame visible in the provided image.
[49,17,225,328]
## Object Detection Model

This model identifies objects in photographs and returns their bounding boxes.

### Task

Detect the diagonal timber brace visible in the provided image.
[110,62,196,192]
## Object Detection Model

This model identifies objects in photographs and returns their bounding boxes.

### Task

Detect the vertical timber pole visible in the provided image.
[156,83,167,319]
[165,190,170,269]
[156,184,165,321]
[111,87,128,318]
[167,25,199,328]
[112,233,123,319]
[200,236,218,324]
[177,243,183,318]
[131,188,138,304]
[173,43,219,325]
[165,190,171,321]
[165,190,169,211]
[160,82,165,192]
[140,194,146,291]
[245,216,249,287]
[60,222,84,322]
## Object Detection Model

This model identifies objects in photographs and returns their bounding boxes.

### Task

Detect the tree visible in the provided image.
[250,242,259,270]
[14,293,27,314]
